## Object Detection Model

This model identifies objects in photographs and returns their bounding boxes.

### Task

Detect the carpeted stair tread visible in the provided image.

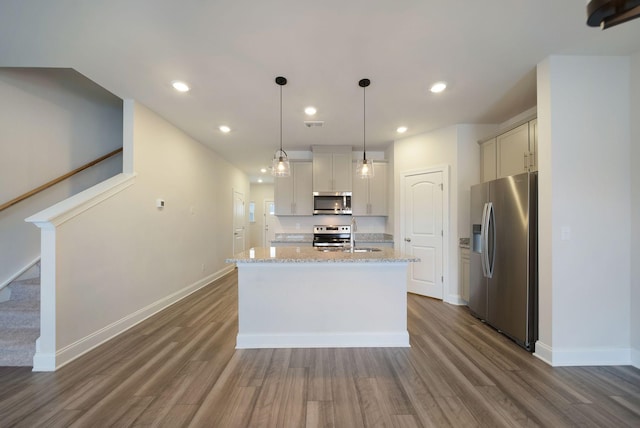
[0,299,39,311]
[7,282,40,301]
[0,328,40,350]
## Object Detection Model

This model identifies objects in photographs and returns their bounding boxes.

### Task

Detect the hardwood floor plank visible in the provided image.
[277,367,308,427]
[410,333,525,427]
[354,377,394,427]
[247,348,292,427]
[386,348,464,427]
[307,348,334,402]
[331,349,366,428]
[390,414,421,428]
[186,350,248,427]
[306,400,335,428]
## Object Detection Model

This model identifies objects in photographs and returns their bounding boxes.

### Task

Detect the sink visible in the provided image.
[344,247,382,253]
[315,247,382,253]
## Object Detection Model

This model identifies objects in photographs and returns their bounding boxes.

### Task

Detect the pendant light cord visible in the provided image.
[363,84,366,161]
[280,83,283,153]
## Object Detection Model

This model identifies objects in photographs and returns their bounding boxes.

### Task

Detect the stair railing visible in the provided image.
[0,147,123,213]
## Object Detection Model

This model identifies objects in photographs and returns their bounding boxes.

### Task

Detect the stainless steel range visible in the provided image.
[313,225,351,247]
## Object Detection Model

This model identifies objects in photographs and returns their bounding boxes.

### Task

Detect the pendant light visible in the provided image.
[271,76,290,177]
[356,78,374,179]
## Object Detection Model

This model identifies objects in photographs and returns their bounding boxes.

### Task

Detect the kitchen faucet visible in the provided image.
[350,217,357,251]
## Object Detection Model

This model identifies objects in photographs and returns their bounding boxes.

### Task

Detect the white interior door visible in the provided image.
[263,200,276,246]
[233,191,245,255]
[403,171,443,299]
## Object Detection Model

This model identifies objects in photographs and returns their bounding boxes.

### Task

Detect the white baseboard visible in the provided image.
[533,340,553,366]
[32,265,235,372]
[632,347,640,369]
[236,331,410,349]
[444,294,467,306]
[533,340,632,367]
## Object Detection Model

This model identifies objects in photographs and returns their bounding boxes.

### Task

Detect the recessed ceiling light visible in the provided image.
[219,125,231,133]
[260,168,267,173]
[430,81,447,93]
[258,179,263,183]
[171,81,190,92]
[397,126,408,133]
[304,106,317,116]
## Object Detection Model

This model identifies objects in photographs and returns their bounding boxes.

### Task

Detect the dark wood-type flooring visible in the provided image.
[1,270,639,427]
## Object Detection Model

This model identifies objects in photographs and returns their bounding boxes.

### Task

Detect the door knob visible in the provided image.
[405,238,411,242]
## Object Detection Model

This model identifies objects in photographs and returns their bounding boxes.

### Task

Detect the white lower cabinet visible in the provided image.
[460,247,470,302]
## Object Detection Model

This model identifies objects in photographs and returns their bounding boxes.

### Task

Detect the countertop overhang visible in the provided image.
[226,246,419,263]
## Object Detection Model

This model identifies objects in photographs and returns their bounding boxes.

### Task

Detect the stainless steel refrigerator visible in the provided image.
[469,172,537,351]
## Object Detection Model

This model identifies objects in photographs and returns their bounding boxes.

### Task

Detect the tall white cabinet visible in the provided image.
[274,161,313,216]
[352,161,387,216]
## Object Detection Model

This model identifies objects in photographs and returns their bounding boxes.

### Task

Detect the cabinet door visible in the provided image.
[461,250,470,302]
[351,162,369,215]
[293,162,313,215]
[529,119,537,172]
[274,173,294,215]
[332,152,353,192]
[497,123,529,178]
[368,162,387,216]
[312,152,333,192]
[481,139,497,182]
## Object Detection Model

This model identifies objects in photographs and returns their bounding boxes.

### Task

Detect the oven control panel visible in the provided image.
[313,225,351,234]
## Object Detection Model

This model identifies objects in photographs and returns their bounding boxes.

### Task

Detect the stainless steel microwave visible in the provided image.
[313,192,352,215]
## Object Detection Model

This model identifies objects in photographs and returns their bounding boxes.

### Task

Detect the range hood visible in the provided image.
[587,0,640,29]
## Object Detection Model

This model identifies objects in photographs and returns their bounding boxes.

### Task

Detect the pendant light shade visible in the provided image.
[271,76,290,177]
[356,78,374,179]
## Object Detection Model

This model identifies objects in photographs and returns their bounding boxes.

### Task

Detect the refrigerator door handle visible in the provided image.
[486,202,495,278]
[481,202,489,278]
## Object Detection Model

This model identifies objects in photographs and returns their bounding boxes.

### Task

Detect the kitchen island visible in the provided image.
[226,246,419,349]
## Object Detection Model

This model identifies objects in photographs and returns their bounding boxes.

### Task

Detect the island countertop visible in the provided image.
[226,246,419,263]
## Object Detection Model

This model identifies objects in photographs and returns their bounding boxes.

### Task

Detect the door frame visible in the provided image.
[399,165,450,302]
[232,189,246,255]
[263,199,276,247]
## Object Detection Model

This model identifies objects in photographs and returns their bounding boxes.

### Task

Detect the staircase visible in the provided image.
[0,274,40,367]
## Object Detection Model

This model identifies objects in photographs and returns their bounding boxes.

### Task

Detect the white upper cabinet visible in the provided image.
[497,122,530,178]
[274,161,313,216]
[352,161,388,216]
[480,118,537,182]
[312,146,352,192]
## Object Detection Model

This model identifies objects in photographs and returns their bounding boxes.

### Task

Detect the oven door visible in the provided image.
[313,234,350,247]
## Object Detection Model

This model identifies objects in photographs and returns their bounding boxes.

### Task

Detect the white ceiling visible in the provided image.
[1,1,640,182]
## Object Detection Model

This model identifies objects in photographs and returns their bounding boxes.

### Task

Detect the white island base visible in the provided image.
[235,261,410,349]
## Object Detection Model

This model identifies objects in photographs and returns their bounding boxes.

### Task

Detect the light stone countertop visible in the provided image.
[226,246,419,263]
[271,233,394,245]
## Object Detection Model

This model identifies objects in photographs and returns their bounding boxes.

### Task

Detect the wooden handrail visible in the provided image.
[0,147,123,213]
